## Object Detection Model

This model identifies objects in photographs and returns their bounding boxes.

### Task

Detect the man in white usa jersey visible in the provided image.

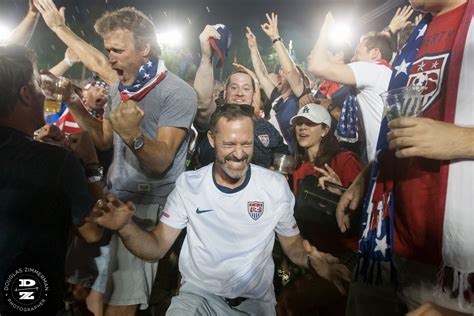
[90,104,351,315]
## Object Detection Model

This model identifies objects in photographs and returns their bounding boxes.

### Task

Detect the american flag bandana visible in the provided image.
[118,58,167,102]
[356,15,432,284]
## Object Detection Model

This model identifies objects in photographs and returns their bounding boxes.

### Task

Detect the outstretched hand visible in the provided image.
[35,0,66,32]
[198,25,221,59]
[86,193,135,231]
[314,163,343,194]
[261,12,280,41]
[245,27,257,48]
[388,5,414,34]
[304,240,351,295]
[335,171,365,233]
[29,0,39,14]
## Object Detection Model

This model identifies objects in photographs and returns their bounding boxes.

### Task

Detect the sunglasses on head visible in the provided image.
[216,103,255,116]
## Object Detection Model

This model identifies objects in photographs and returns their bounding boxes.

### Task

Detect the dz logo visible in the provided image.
[17,279,36,300]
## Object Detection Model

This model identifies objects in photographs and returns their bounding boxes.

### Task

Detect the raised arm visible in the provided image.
[261,13,305,97]
[193,25,221,128]
[49,48,81,77]
[67,95,113,151]
[89,193,182,261]
[35,0,117,85]
[380,6,414,38]
[246,27,276,99]
[309,12,356,86]
[278,234,351,294]
[6,0,39,46]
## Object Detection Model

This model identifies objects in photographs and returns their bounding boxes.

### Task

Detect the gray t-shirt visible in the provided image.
[105,72,197,204]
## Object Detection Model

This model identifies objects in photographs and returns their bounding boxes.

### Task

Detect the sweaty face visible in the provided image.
[294,117,328,150]
[225,73,254,105]
[209,117,254,182]
[83,86,108,111]
[104,29,148,86]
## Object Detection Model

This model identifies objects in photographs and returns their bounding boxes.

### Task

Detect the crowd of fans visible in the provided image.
[0,0,473,315]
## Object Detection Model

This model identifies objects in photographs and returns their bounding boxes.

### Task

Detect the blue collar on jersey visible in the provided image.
[212,163,251,194]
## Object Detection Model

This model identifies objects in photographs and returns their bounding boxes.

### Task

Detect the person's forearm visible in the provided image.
[67,98,109,150]
[283,235,311,267]
[249,46,274,98]
[49,59,72,77]
[7,11,39,46]
[194,56,217,127]
[118,221,165,261]
[125,135,179,175]
[309,35,332,79]
[79,156,105,243]
[453,126,474,159]
[53,25,117,85]
[273,41,304,97]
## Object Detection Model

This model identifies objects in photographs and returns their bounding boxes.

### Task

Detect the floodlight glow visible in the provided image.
[0,24,13,42]
[156,29,184,48]
[330,23,352,44]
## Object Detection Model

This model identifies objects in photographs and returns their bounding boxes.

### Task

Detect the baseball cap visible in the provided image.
[290,103,332,128]
[209,24,232,68]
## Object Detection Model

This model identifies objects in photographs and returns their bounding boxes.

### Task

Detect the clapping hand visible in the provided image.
[86,193,135,231]
[35,0,66,32]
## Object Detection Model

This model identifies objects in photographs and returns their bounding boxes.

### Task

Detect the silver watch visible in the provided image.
[131,134,145,152]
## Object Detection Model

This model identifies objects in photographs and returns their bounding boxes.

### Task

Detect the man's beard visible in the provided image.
[219,152,250,180]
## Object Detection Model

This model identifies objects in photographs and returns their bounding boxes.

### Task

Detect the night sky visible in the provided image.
[0,0,408,79]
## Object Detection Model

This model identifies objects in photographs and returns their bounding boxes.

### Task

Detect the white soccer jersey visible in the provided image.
[160,163,300,303]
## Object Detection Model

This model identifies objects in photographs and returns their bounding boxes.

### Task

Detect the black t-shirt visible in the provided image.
[192,118,289,169]
[0,127,95,315]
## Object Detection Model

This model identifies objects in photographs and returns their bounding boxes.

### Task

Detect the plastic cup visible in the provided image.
[380,85,425,121]
[40,72,70,102]
[273,153,295,175]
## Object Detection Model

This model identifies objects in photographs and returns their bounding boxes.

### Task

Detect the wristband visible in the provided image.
[64,57,74,67]
[383,26,394,37]
[85,164,104,183]
[272,37,282,44]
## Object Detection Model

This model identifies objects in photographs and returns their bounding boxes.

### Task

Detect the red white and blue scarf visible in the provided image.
[118,57,167,102]
[358,2,474,307]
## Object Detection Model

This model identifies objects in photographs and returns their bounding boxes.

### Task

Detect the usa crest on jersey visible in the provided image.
[407,53,449,112]
[258,134,270,147]
[248,201,264,220]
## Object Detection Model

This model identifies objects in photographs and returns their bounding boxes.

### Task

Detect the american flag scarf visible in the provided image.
[335,92,359,143]
[118,58,167,102]
[357,2,474,307]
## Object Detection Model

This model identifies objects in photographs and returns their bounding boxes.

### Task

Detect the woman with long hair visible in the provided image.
[276,103,362,316]
[291,103,362,196]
